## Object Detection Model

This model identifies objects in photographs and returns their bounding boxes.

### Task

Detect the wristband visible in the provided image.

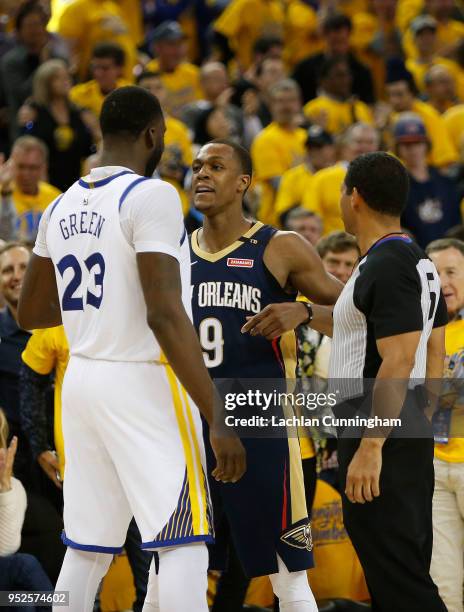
[301,302,313,325]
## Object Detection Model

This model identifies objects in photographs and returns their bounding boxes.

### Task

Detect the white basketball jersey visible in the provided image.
[34,167,191,362]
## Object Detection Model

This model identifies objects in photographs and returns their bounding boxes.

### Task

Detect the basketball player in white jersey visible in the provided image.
[18,86,245,612]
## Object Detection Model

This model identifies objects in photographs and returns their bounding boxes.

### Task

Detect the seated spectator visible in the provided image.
[56,0,137,82]
[292,14,375,105]
[406,16,464,100]
[182,62,243,142]
[304,122,380,234]
[145,21,203,118]
[19,59,94,191]
[303,56,373,136]
[69,42,131,121]
[425,65,460,115]
[251,79,306,225]
[393,113,462,247]
[212,0,284,72]
[283,208,323,246]
[0,409,53,609]
[0,0,69,138]
[136,70,194,214]
[275,126,335,225]
[426,238,464,612]
[384,58,458,167]
[0,136,60,242]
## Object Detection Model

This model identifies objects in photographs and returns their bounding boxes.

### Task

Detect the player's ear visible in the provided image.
[145,126,155,150]
[238,174,251,194]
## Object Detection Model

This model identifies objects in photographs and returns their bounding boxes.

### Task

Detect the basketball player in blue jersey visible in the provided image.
[190,139,343,611]
[17,88,245,612]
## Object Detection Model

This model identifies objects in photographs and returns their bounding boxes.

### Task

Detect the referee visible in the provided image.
[243,152,448,612]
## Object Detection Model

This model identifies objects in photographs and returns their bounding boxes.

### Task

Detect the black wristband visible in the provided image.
[301,302,313,325]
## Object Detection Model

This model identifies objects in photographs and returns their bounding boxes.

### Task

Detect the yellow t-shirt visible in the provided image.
[214,0,284,71]
[435,318,464,463]
[162,115,193,215]
[275,163,314,224]
[302,163,346,234]
[303,96,373,136]
[69,78,132,118]
[57,0,137,81]
[21,326,69,478]
[13,182,62,241]
[403,19,464,61]
[443,104,464,159]
[145,59,203,119]
[283,0,322,69]
[251,122,306,226]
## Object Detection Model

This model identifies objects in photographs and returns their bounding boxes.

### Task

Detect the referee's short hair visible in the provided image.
[100,86,163,141]
[344,152,409,217]
[426,238,464,257]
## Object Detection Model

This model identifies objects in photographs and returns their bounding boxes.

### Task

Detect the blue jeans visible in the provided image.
[0,553,53,611]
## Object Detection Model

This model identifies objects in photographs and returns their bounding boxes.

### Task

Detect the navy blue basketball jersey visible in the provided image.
[190,221,297,379]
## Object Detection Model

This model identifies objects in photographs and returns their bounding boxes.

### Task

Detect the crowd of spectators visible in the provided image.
[0,0,463,611]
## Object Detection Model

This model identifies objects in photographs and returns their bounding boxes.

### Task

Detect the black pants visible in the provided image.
[338,436,446,612]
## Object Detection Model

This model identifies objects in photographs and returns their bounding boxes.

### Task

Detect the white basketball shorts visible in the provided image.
[60,355,213,553]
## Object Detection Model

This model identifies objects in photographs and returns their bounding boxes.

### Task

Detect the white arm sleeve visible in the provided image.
[120,179,184,260]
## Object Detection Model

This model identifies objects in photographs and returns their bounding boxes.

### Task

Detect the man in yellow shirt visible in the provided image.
[57,0,137,82]
[251,79,306,225]
[146,21,203,119]
[426,238,464,612]
[136,70,194,215]
[69,42,132,120]
[303,56,373,135]
[384,58,458,167]
[425,65,461,114]
[275,126,335,225]
[304,122,379,234]
[1,136,60,241]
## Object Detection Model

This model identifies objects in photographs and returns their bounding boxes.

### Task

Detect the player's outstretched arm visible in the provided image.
[137,251,246,484]
[18,254,62,330]
[242,232,342,339]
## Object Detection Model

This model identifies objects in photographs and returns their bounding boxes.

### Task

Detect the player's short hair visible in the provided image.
[344,152,409,217]
[426,238,464,257]
[208,139,253,178]
[100,86,163,141]
[316,231,360,258]
[92,42,126,67]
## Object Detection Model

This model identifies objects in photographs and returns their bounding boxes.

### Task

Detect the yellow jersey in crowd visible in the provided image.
[303,96,373,136]
[303,163,347,235]
[21,326,69,479]
[275,163,314,223]
[251,122,306,226]
[14,182,61,241]
[145,58,203,118]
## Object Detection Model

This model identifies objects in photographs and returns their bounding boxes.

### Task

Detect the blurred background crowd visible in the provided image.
[0,0,464,611]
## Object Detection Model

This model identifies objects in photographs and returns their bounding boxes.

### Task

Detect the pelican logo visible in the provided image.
[227,258,254,268]
[280,522,313,551]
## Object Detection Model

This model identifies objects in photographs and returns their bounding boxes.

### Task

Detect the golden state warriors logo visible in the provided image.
[280,521,313,551]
